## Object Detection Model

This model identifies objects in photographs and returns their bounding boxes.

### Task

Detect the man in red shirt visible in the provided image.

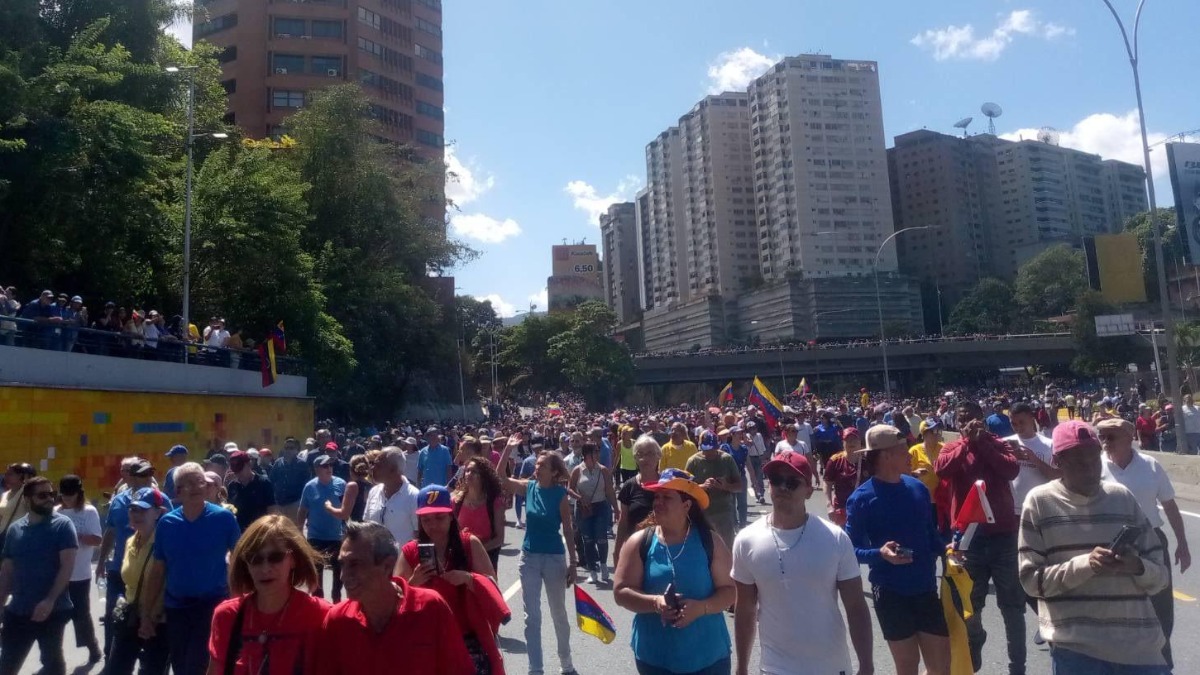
[822,428,868,526]
[935,400,1023,675]
[1135,404,1159,451]
[313,521,473,675]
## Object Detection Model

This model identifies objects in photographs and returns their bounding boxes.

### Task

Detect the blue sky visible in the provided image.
[174,1,1200,316]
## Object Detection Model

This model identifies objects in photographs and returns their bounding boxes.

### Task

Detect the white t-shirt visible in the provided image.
[794,422,813,450]
[1005,432,1055,515]
[1182,405,1200,434]
[363,481,420,547]
[748,432,767,457]
[773,438,810,457]
[731,515,860,675]
[56,504,102,582]
[402,451,422,486]
[1102,451,1175,528]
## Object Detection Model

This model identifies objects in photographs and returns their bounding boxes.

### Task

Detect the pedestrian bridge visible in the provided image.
[632,333,1156,387]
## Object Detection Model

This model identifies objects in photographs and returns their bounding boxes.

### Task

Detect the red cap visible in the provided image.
[762,451,813,485]
[324,441,339,452]
[841,427,860,440]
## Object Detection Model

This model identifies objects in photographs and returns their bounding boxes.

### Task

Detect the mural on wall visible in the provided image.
[0,386,314,496]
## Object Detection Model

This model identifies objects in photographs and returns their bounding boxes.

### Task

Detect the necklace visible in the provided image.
[767,514,808,590]
[250,591,293,675]
[660,522,692,582]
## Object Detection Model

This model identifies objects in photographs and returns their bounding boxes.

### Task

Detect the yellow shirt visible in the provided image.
[860,392,870,410]
[121,531,163,617]
[909,442,942,500]
[659,440,698,473]
[618,441,637,471]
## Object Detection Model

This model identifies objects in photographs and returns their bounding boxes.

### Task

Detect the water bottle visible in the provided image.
[96,572,106,591]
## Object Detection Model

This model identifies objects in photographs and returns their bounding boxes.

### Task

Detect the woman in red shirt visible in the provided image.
[453,457,506,574]
[396,485,502,675]
[207,515,330,675]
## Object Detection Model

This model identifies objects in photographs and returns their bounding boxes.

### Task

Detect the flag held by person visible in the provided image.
[258,321,285,388]
[952,480,994,551]
[574,586,616,644]
[719,381,734,403]
[790,378,808,396]
[749,377,784,431]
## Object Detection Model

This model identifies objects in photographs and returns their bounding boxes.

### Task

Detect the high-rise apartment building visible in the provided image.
[644,128,689,308]
[634,188,653,312]
[194,0,445,162]
[748,55,897,280]
[600,202,641,325]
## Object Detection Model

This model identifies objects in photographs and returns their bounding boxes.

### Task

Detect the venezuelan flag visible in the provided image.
[718,381,734,403]
[574,586,616,644]
[749,377,784,431]
[791,378,808,396]
[258,340,277,388]
[270,321,286,352]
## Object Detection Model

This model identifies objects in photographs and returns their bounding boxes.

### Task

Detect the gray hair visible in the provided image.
[633,434,662,458]
[344,521,399,565]
[173,461,206,486]
[379,447,406,474]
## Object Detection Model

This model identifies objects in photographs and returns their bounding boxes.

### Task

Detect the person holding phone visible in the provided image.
[1019,420,1169,673]
[845,426,948,675]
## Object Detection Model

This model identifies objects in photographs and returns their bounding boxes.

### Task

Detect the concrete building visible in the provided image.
[546,244,604,314]
[644,128,689,308]
[634,188,653,311]
[600,202,641,325]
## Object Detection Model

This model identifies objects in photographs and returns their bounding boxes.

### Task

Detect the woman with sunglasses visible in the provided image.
[495,434,579,675]
[452,457,506,573]
[207,515,329,675]
[613,469,735,675]
[614,435,662,570]
[569,443,618,584]
[396,485,504,674]
[106,488,171,675]
[55,475,103,664]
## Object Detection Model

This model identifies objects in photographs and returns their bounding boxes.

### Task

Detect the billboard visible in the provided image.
[1084,233,1147,304]
[552,245,601,278]
[1168,142,1200,265]
[1095,313,1136,337]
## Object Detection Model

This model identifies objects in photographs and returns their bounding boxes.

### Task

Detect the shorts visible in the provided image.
[871,586,948,641]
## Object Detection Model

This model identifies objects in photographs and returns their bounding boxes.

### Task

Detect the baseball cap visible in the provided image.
[207,453,228,466]
[313,455,335,468]
[165,444,188,458]
[324,441,339,452]
[129,487,167,510]
[919,417,941,435]
[762,452,813,485]
[699,431,720,450]
[644,469,710,510]
[70,295,82,303]
[416,485,454,515]
[203,471,222,485]
[863,425,906,453]
[228,450,249,470]
[1051,420,1101,457]
[223,442,239,453]
[129,460,155,477]
[1095,418,1135,438]
[403,437,419,447]
[841,427,860,440]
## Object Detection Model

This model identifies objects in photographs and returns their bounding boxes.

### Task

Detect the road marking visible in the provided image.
[1174,590,1196,602]
[503,580,521,602]
[1157,505,1200,519]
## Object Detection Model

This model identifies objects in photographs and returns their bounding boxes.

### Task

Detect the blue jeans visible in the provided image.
[1185,432,1200,456]
[734,479,748,528]
[635,655,731,675]
[963,531,1025,674]
[164,597,222,675]
[746,455,765,500]
[515,494,526,522]
[0,610,70,675]
[576,502,611,573]
[519,551,573,674]
[1051,647,1170,675]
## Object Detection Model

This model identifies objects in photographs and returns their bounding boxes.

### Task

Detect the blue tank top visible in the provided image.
[523,482,567,555]
[630,527,731,672]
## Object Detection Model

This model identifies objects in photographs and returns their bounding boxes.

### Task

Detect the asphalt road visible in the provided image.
[22,481,1200,674]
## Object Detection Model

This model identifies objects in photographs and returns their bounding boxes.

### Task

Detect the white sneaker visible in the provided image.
[588,570,599,584]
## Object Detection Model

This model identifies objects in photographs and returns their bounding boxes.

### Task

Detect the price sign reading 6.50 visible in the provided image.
[573,264,595,273]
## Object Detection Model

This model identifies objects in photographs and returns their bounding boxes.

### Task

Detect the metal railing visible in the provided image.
[635,332,1075,360]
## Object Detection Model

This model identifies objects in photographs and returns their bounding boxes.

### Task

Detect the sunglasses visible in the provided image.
[767,475,802,491]
[31,491,57,500]
[246,549,289,567]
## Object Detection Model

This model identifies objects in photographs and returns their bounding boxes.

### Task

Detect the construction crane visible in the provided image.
[1149,128,1200,149]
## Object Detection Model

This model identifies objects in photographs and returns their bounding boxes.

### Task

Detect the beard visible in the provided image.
[29,501,53,517]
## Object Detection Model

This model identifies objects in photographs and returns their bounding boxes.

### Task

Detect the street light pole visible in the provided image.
[1100,0,1180,408]
[875,226,932,400]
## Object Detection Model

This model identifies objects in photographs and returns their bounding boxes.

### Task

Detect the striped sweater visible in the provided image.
[1018,479,1168,666]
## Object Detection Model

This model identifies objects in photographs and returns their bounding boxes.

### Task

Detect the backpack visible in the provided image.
[638,524,714,567]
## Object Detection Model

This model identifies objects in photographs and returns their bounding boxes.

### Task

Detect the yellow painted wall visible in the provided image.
[0,386,313,496]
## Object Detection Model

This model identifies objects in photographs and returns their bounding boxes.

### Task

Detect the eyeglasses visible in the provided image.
[767,475,802,491]
[246,549,289,567]
[31,491,57,501]
[1098,434,1117,441]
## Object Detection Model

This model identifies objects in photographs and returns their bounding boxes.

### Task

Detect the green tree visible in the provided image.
[1070,291,1139,376]
[946,278,1017,335]
[547,301,635,408]
[1014,245,1088,319]
[1124,208,1183,304]
[494,313,571,394]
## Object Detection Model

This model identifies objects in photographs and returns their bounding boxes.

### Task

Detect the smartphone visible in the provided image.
[1109,525,1141,556]
[663,581,684,612]
[417,542,437,570]
[896,546,914,558]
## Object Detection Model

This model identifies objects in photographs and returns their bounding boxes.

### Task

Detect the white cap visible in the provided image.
[223,441,239,452]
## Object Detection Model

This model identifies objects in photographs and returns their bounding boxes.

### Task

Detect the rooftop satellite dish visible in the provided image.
[981,102,1004,135]
[1037,126,1060,146]
[953,116,974,137]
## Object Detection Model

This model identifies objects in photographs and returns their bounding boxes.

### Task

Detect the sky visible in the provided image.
[171,1,1200,317]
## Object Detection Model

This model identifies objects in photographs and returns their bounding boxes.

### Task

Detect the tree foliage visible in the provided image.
[1124,208,1183,304]
[946,278,1018,335]
[1014,244,1089,319]
[1070,291,1139,376]
[547,302,635,409]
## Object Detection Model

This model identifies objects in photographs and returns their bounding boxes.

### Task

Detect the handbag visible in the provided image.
[111,549,151,630]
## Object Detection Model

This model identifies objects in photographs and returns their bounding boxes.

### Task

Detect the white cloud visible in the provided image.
[564,176,641,226]
[706,47,779,94]
[912,10,1075,62]
[450,213,522,244]
[528,288,548,313]
[445,146,495,207]
[1000,110,1170,203]
[474,294,517,318]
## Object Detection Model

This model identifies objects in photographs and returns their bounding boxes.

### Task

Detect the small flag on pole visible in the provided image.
[952,480,995,551]
[574,586,616,644]
[719,381,734,403]
[791,378,808,396]
[749,377,784,431]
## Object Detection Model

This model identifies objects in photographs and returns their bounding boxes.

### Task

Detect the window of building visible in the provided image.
[272,18,306,37]
[414,43,442,64]
[272,53,305,73]
[415,17,441,37]
[311,20,344,38]
[221,79,237,94]
[416,0,441,11]
[358,7,381,30]
[272,89,306,108]
[416,129,443,147]
[415,100,443,120]
[311,55,343,76]
[218,45,238,63]
[195,13,237,38]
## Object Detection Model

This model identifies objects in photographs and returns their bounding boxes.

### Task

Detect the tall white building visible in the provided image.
[600,202,641,325]
[749,55,897,280]
[644,128,689,309]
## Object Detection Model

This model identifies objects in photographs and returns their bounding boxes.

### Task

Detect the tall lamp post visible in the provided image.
[875,226,933,400]
[1099,0,1180,411]
[165,65,227,346]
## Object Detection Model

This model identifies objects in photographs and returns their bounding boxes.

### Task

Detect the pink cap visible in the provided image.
[1051,420,1100,456]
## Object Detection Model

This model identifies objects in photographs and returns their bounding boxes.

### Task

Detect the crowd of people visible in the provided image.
[0,286,253,362]
[0,386,1190,675]
[634,331,1072,359]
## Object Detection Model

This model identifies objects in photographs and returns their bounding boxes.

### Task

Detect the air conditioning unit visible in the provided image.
[299,35,311,40]
[276,33,291,38]
[326,69,340,77]
[274,68,288,74]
